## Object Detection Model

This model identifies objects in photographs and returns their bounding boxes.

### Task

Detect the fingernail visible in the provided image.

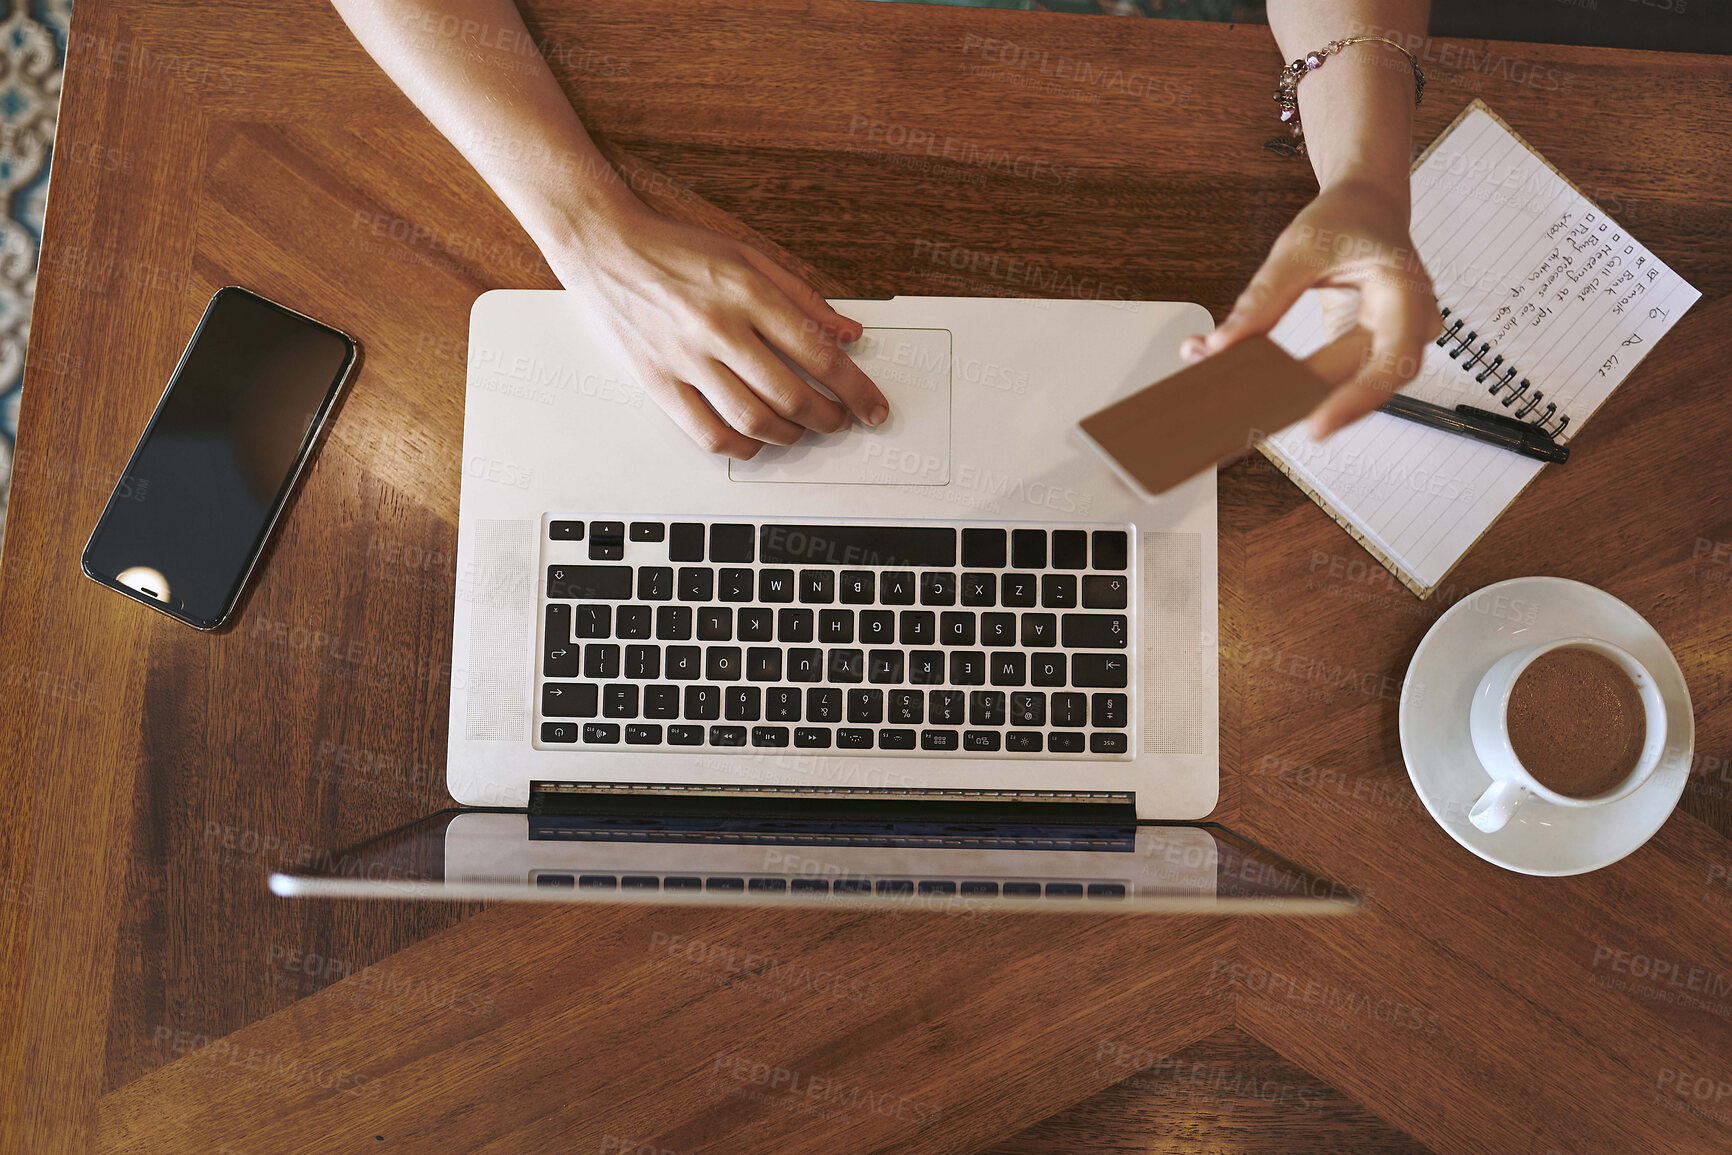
[867,404,888,426]
[1180,338,1204,362]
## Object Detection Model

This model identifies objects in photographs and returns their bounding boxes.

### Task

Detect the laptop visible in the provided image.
[271,292,1356,914]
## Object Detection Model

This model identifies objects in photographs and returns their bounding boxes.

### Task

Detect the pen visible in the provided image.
[1378,394,1570,464]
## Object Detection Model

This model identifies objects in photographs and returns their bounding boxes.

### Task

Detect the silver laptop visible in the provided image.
[273,292,1353,913]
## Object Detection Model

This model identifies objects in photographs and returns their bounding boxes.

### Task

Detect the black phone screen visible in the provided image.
[82,287,356,629]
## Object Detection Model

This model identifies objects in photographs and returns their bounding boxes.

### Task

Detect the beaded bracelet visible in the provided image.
[1267,36,1426,158]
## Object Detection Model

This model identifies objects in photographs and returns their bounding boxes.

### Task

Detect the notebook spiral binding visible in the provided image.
[1436,306,1570,439]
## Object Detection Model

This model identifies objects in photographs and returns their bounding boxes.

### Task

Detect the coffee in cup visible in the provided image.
[1505,645,1647,799]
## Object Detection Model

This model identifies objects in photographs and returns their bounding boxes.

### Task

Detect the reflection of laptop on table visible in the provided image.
[273,292,1355,914]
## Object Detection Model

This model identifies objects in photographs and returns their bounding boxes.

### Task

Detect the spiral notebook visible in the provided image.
[1262,100,1700,598]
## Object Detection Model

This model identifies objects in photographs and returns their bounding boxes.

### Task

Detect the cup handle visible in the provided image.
[1469,779,1526,833]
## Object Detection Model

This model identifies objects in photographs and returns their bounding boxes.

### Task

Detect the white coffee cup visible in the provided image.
[1467,636,1666,833]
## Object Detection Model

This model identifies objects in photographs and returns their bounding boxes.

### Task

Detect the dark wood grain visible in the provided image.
[3,2,1729,1152]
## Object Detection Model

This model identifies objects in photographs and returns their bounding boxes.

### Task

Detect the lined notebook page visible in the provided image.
[1266,102,1700,595]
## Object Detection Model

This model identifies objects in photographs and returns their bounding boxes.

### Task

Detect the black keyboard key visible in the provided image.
[629,521,664,542]
[1088,883,1126,899]
[969,691,1006,726]
[907,650,945,685]
[603,684,638,718]
[678,567,714,602]
[550,520,584,541]
[589,522,625,561]
[669,522,704,562]
[807,688,843,722]
[1091,692,1129,728]
[1064,614,1128,649]
[752,725,789,747]
[736,607,773,641]
[1052,692,1088,726]
[1005,731,1043,752]
[917,879,957,894]
[1091,732,1129,754]
[963,730,1001,752]
[868,649,903,684]
[847,689,883,723]
[1072,653,1129,687]
[582,722,620,744]
[746,648,782,681]
[1048,732,1085,753]
[617,605,652,639]
[541,721,579,743]
[921,572,957,606]
[888,689,923,724]
[544,605,577,677]
[981,613,1016,647]
[709,524,755,562]
[778,608,815,643]
[1083,574,1129,609]
[1010,691,1045,726]
[709,725,747,746]
[542,682,597,717]
[899,610,936,646]
[626,723,662,744]
[719,568,753,601]
[759,524,955,567]
[799,570,835,603]
[794,727,832,748]
[758,569,795,602]
[1092,530,1129,570]
[1030,652,1066,686]
[667,724,704,745]
[1021,613,1058,648]
[584,644,620,679]
[548,564,632,600]
[839,570,874,603]
[828,649,864,683]
[624,644,660,679]
[859,610,895,644]
[1011,529,1047,570]
[940,612,976,646]
[949,651,986,685]
[960,881,998,896]
[1046,882,1085,898]
[656,605,693,640]
[766,687,801,721]
[1041,574,1079,608]
[637,566,673,601]
[706,647,742,681]
[726,686,760,721]
[921,729,959,751]
[836,728,874,749]
[644,685,679,718]
[879,729,916,750]
[1052,530,1088,570]
[1001,573,1038,607]
[991,652,1026,686]
[818,610,855,644]
[697,607,732,641]
[787,648,824,682]
[929,690,964,725]
[665,646,701,679]
[961,573,996,607]
[881,571,916,604]
[684,685,720,719]
[961,527,1007,568]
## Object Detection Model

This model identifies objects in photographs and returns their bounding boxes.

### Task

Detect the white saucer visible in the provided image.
[1399,577,1694,876]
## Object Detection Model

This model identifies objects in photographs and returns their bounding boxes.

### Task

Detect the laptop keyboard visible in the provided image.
[536,516,1134,759]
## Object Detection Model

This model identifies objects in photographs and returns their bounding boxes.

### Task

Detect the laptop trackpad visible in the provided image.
[729,328,951,485]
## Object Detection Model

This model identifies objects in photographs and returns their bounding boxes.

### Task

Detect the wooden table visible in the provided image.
[5,2,1730,1151]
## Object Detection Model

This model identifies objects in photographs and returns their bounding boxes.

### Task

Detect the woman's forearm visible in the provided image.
[328,0,640,252]
[1267,1,1430,199]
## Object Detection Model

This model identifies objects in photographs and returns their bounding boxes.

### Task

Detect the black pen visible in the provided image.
[1377,394,1570,464]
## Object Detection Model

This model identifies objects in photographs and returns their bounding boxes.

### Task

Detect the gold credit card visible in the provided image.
[1076,334,1335,499]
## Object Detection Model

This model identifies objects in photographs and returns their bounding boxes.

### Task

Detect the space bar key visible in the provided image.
[757,525,957,568]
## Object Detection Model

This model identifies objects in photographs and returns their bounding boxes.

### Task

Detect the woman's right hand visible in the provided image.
[548,204,889,460]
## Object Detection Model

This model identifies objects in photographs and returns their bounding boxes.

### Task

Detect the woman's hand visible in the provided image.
[549,205,889,460]
[1180,178,1442,438]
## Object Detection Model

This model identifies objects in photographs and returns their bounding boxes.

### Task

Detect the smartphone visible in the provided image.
[81,286,358,630]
